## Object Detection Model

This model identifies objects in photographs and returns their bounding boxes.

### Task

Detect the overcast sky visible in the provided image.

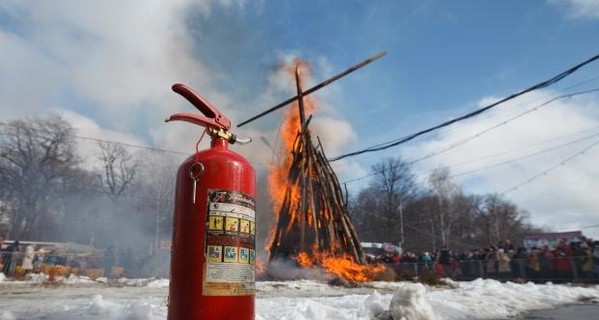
[1,0,599,239]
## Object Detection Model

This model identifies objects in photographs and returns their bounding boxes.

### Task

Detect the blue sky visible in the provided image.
[1,0,599,238]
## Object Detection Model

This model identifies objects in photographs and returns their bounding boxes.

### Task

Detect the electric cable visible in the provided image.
[331,73,599,176]
[339,87,599,186]
[438,124,599,170]
[409,88,599,165]
[449,131,599,178]
[329,53,599,162]
[341,125,599,187]
[499,138,599,195]
[0,122,270,166]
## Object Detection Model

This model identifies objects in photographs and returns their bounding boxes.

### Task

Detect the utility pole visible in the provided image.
[398,197,404,248]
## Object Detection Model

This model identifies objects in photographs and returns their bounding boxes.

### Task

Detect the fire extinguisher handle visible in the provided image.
[165,112,220,130]
[170,83,231,130]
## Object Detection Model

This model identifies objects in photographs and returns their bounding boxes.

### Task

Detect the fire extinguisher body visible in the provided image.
[168,138,256,320]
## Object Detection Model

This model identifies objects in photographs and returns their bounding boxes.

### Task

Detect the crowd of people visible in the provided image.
[374,238,599,283]
[4,235,599,284]
[0,237,156,279]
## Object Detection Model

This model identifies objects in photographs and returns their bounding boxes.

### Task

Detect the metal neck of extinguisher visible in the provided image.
[165,83,252,145]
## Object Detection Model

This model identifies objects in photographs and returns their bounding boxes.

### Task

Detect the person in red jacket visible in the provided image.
[553,239,573,282]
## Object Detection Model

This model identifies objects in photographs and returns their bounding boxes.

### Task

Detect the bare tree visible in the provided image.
[349,187,383,242]
[132,152,176,254]
[351,157,417,245]
[97,141,138,197]
[478,194,528,246]
[0,115,78,239]
[428,167,460,247]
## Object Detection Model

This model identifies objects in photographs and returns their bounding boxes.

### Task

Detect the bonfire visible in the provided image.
[238,53,387,282]
[263,58,385,282]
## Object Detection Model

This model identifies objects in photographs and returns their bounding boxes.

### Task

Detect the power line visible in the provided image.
[340,125,599,187]
[73,134,189,156]
[330,74,599,176]
[338,85,599,186]
[0,121,188,155]
[408,88,599,165]
[437,124,599,170]
[0,122,270,166]
[450,132,599,178]
[329,52,599,162]
[57,186,175,203]
[500,138,599,195]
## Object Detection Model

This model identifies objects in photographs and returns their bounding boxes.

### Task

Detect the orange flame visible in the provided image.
[296,252,314,268]
[294,251,385,282]
[265,59,383,282]
[266,59,317,251]
[256,258,267,277]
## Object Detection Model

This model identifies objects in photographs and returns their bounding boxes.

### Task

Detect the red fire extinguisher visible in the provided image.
[165,83,256,320]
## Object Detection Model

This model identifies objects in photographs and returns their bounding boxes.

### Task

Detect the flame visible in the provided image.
[295,252,314,268]
[256,258,267,277]
[294,251,385,282]
[266,59,317,251]
[321,255,386,283]
[265,59,381,282]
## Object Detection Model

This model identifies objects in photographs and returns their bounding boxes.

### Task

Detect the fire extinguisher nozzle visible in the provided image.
[234,137,252,145]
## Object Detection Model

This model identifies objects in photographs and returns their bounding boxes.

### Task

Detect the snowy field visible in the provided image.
[1,273,599,320]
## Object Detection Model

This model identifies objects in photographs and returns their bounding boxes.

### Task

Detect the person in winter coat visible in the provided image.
[485,246,497,277]
[528,248,542,280]
[554,240,573,282]
[580,242,595,280]
[21,245,35,274]
[496,248,512,281]
[593,241,599,280]
[438,245,452,278]
[2,240,20,276]
[511,247,528,279]
[540,246,555,280]
[421,252,433,268]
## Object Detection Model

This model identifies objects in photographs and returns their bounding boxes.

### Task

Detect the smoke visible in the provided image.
[0,1,364,265]
[264,258,336,282]
[0,0,248,154]
[243,54,362,259]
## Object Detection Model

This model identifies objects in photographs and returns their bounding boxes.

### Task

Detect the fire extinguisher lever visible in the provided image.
[168,83,231,130]
[166,83,252,145]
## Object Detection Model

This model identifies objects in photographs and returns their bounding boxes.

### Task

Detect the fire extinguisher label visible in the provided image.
[203,189,256,296]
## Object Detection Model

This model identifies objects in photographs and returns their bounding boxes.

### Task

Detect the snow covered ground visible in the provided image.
[1,273,598,320]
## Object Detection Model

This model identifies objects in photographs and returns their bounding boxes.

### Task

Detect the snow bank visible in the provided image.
[389,283,438,320]
[360,290,386,317]
[88,294,121,316]
[85,295,162,320]
[0,277,598,319]
[429,279,599,319]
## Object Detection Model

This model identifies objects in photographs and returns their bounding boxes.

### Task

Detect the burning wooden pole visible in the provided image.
[237,52,386,128]
[240,52,386,270]
[268,126,366,264]
[268,65,367,264]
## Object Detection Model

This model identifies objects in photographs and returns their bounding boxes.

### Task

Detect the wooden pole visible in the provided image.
[237,51,386,127]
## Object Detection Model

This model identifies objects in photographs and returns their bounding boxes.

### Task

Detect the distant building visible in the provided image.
[522,231,583,250]
[361,242,401,259]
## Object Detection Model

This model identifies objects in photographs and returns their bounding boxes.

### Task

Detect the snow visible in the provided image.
[1,274,598,319]
[389,283,438,320]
